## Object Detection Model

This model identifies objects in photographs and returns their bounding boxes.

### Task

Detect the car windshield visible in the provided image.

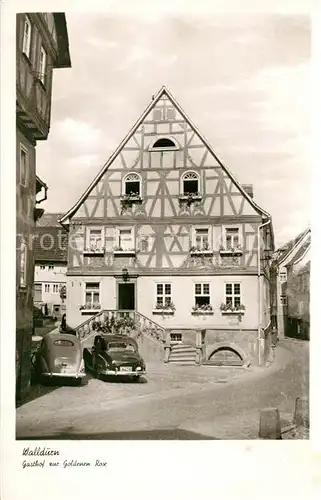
[107,342,136,352]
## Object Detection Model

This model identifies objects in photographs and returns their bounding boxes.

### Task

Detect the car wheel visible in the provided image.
[79,376,89,386]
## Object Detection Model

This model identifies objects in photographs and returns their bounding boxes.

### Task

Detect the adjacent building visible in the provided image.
[59,86,274,366]
[274,228,310,340]
[34,214,68,319]
[16,13,71,399]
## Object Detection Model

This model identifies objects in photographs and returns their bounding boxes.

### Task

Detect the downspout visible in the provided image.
[257,219,271,366]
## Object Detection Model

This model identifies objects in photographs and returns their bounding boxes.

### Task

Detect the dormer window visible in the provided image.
[149,137,179,151]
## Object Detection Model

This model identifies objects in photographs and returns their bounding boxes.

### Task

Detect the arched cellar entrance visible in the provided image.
[208,347,244,366]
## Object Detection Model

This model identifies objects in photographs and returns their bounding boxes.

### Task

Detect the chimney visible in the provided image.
[242,184,254,198]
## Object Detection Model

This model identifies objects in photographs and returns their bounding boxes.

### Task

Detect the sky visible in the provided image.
[36,11,311,247]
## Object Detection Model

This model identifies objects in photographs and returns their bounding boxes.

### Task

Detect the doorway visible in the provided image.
[118,283,135,310]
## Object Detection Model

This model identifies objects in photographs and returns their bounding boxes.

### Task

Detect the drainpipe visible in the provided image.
[257,219,271,366]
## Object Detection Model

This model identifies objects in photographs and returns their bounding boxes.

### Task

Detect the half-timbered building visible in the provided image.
[16,13,71,399]
[60,86,274,366]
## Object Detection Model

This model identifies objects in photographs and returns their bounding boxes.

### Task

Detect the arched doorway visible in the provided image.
[208,347,243,366]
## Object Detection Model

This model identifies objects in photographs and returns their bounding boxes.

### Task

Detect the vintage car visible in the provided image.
[31,333,87,384]
[83,334,146,381]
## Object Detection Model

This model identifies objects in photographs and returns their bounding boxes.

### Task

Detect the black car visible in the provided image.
[83,334,146,381]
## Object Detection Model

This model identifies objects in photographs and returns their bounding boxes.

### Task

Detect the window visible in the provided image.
[20,243,27,287]
[152,107,176,121]
[150,137,178,151]
[194,228,209,250]
[39,46,47,85]
[54,339,74,347]
[86,228,103,251]
[48,265,54,271]
[225,283,241,308]
[153,108,163,121]
[279,271,287,282]
[44,283,50,293]
[195,283,210,307]
[280,295,287,306]
[123,173,141,197]
[170,333,182,343]
[40,265,46,270]
[34,283,42,301]
[156,283,172,307]
[225,228,240,249]
[22,16,32,58]
[20,146,28,186]
[53,284,59,293]
[85,282,100,308]
[166,107,176,120]
[182,171,200,195]
[118,228,134,250]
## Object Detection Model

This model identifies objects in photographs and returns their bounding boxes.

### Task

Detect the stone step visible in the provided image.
[169,355,196,362]
[168,360,196,365]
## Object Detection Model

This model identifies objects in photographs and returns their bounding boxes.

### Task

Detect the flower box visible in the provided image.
[221,310,245,316]
[120,195,142,204]
[83,248,105,256]
[190,249,213,256]
[113,248,136,256]
[152,309,175,315]
[79,304,101,315]
[219,248,243,256]
[191,310,214,316]
[179,193,202,202]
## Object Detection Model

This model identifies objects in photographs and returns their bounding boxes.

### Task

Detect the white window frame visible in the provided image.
[83,281,101,310]
[222,225,243,250]
[19,145,28,187]
[224,282,242,308]
[20,242,27,287]
[53,284,59,293]
[44,283,50,293]
[122,173,142,198]
[149,136,179,151]
[85,227,104,252]
[194,283,210,307]
[115,227,135,251]
[165,107,176,120]
[156,283,172,307]
[192,226,211,252]
[22,15,32,58]
[40,265,46,270]
[48,264,54,271]
[180,170,201,196]
[39,46,47,85]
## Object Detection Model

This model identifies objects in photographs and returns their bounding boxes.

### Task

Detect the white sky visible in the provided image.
[36,11,311,247]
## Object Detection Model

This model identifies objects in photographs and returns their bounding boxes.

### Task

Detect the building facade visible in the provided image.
[34,223,68,319]
[16,13,71,399]
[60,86,274,366]
[274,228,310,339]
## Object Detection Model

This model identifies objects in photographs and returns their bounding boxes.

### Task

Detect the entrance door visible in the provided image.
[118,283,135,310]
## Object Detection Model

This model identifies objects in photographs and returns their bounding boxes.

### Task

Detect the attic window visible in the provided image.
[151,138,178,150]
[123,173,141,197]
[182,171,200,195]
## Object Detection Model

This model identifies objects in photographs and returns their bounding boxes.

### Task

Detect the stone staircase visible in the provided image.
[168,344,197,365]
[74,309,166,361]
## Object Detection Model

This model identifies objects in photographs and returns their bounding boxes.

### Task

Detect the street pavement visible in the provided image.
[16,339,309,440]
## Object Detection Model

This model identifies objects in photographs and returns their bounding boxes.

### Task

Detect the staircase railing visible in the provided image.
[75,309,166,345]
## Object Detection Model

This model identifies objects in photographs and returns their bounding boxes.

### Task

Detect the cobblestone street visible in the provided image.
[16,339,308,440]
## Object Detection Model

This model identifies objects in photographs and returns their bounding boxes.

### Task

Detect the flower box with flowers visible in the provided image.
[190,243,213,256]
[220,303,245,315]
[120,193,142,205]
[219,244,243,256]
[191,304,214,315]
[152,302,176,315]
[83,246,105,256]
[79,303,102,314]
[113,246,136,256]
[179,192,202,204]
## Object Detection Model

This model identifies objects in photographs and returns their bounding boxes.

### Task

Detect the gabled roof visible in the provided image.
[286,234,311,267]
[59,86,272,228]
[275,228,310,265]
[37,213,65,227]
[34,227,68,263]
